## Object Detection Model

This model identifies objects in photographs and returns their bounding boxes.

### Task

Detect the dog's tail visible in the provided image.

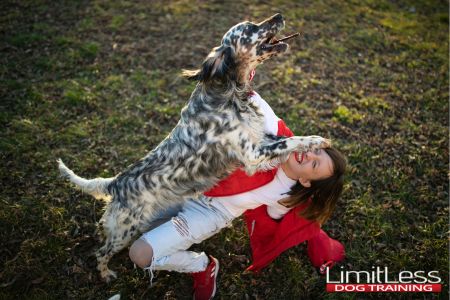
[57,159,114,200]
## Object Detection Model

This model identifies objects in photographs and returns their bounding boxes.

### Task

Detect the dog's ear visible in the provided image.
[182,46,236,82]
[212,46,236,81]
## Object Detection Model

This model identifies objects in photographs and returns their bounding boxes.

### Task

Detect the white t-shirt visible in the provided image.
[210,167,296,219]
[209,91,296,219]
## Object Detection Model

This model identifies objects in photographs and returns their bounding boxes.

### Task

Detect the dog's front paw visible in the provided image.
[244,164,258,176]
[296,136,331,152]
[312,136,331,149]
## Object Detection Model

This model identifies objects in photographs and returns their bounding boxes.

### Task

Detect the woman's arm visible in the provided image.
[249,91,280,136]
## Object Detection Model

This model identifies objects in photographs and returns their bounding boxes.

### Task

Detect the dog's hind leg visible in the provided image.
[96,239,119,282]
[244,135,331,174]
[96,207,140,282]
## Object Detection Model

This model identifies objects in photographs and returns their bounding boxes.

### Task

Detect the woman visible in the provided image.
[129,91,346,299]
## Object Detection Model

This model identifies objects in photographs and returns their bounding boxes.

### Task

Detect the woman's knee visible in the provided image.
[129,239,154,268]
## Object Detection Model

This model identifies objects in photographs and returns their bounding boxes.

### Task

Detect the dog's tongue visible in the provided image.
[249,69,256,81]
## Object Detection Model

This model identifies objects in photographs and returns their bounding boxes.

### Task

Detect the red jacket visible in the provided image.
[205,120,345,271]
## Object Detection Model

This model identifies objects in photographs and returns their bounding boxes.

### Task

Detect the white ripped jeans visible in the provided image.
[140,196,235,273]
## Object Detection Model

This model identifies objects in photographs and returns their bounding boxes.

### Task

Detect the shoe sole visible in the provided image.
[210,256,219,299]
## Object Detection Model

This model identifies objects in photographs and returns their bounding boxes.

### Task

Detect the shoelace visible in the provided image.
[319,260,335,274]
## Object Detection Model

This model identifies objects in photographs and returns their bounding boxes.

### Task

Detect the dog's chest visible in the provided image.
[179,94,266,162]
[237,108,264,136]
[223,104,265,150]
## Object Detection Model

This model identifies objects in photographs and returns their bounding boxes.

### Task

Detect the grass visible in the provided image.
[0,0,448,299]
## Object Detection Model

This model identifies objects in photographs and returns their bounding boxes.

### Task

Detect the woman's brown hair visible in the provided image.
[279,147,346,224]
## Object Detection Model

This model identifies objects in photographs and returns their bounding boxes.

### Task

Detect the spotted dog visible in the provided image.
[58,13,330,282]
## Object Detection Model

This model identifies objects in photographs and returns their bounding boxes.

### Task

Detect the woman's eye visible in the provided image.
[314,149,321,155]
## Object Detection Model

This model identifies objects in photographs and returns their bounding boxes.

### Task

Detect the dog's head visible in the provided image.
[184,13,290,85]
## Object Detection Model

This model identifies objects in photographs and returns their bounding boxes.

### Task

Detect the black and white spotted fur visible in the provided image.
[58,14,330,281]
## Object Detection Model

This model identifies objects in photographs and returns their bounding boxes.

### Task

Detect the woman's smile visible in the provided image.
[295,152,304,164]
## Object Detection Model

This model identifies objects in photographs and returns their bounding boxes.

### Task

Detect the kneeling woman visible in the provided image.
[129,92,346,299]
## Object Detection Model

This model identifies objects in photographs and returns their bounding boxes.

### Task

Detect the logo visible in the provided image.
[326,266,442,293]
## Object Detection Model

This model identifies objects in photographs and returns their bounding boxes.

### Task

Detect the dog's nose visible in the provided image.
[271,13,283,22]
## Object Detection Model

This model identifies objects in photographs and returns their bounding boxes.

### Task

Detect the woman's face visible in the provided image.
[287,149,334,187]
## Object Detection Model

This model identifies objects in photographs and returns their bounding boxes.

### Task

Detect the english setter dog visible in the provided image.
[58,13,330,281]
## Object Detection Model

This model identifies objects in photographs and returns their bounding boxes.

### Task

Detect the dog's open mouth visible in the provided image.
[261,32,300,52]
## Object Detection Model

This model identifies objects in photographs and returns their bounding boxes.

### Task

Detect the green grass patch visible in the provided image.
[8,32,45,47]
[55,36,76,47]
[62,83,93,106]
[360,96,390,112]
[333,105,364,124]
[78,18,95,31]
[109,15,126,31]
[80,41,100,59]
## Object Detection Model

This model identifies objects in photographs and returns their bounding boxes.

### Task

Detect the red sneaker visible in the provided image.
[191,255,219,300]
